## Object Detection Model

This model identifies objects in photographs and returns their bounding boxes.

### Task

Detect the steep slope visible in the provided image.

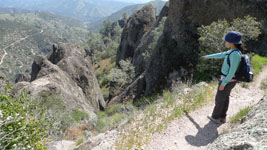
[116,4,157,66]
[14,43,106,122]
[0,10,89,81]
[140,0,267,96]
[145,67,267,150]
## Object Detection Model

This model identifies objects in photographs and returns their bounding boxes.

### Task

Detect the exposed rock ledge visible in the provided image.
[210,95,267,150]
[13,43,106,121]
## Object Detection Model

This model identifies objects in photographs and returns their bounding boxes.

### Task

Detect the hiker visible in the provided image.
[202,31,244,124]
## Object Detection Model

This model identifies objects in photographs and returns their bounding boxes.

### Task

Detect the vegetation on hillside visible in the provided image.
[0,11,89,81]
[0,0,133,22]
[252,54,267,75]
[195,15,262,82]
[0,84,50,150]
[89,19,124,100]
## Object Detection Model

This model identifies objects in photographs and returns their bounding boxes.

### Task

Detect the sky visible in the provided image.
[116,0,168,4]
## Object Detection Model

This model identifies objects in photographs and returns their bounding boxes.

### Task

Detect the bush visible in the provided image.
[0,85,50,150]
[195,15,262,81]
[108,59,135,86]
[71,109,89,122]
[38,92,74,137]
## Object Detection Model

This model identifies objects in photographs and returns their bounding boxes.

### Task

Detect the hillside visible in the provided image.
[0,0,133,22]
[0,10,89,81]
[87,0,167,30]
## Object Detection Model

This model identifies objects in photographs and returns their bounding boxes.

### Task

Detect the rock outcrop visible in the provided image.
[116,4,157,66]
[14,43,106,120]
[108,3,169,105]
[15,73,31,83]
[132,2,169,76]
[139,0,267,96]
[210,95,267,149]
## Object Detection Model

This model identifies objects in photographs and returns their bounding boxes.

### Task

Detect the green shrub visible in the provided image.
[95,103,135,133]
[71,109,89,122]
[95,111,127,133]
[252,54,267,75]
[133,93,161,107]
[195,15,262,81]
[38,92,74,137]
[108,59,135,86]
[38,92,91,137]
[105,104,123,116]
[0,85,49,150]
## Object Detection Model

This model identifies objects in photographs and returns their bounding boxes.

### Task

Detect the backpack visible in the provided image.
[224,49,253,82]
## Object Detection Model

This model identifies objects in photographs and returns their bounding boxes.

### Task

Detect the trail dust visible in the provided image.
[0,29,43,66]
[144,66,267,150]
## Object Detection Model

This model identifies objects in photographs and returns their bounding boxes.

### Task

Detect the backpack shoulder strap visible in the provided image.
[227,49,242,66]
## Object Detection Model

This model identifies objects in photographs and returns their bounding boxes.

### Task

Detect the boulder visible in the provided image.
[210,95,267,149]
[14,43,106,120]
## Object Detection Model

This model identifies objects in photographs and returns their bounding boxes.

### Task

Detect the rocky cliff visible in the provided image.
[108,3,168,105]
[14,43,106,120]
[116,4,157,66]
[132,2,169,76]
[210,95,267,149]
[139,0,267,96]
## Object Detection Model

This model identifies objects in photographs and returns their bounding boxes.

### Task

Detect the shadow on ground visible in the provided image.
[185,112,222,147]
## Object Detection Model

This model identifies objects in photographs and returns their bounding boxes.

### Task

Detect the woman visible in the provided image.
[202,31,244,124]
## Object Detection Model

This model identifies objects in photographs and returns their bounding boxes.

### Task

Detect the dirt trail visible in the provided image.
[145,66,267,150]
[0,29,43,66]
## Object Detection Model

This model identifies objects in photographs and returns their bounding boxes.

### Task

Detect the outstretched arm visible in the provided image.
[204,50,231,59]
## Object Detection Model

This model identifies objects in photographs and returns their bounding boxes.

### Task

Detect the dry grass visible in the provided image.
[113,82,217,150]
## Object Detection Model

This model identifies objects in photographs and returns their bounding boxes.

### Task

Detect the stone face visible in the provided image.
[139,0,267,96]
[15,73,31,83]
[210,95,267,149]
[116,4,157,66]
[132,2,169,76]
[14,43,106,120]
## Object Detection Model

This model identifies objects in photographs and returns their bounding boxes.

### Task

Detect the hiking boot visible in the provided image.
[207,116,222,124]
[220,118,226,124]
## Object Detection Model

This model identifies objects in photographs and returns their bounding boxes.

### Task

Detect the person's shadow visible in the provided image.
[184,112,222,147]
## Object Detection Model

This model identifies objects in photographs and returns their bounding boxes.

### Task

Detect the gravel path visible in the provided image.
[145,66,267,150]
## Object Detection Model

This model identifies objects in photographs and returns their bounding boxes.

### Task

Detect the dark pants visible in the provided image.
[212,80,237,119]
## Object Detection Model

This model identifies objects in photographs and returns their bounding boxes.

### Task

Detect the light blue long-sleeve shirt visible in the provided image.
[204,49,241,86]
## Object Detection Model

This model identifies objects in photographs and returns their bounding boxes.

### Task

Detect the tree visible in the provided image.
[195,15,262,81]
[100,20,113,37]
